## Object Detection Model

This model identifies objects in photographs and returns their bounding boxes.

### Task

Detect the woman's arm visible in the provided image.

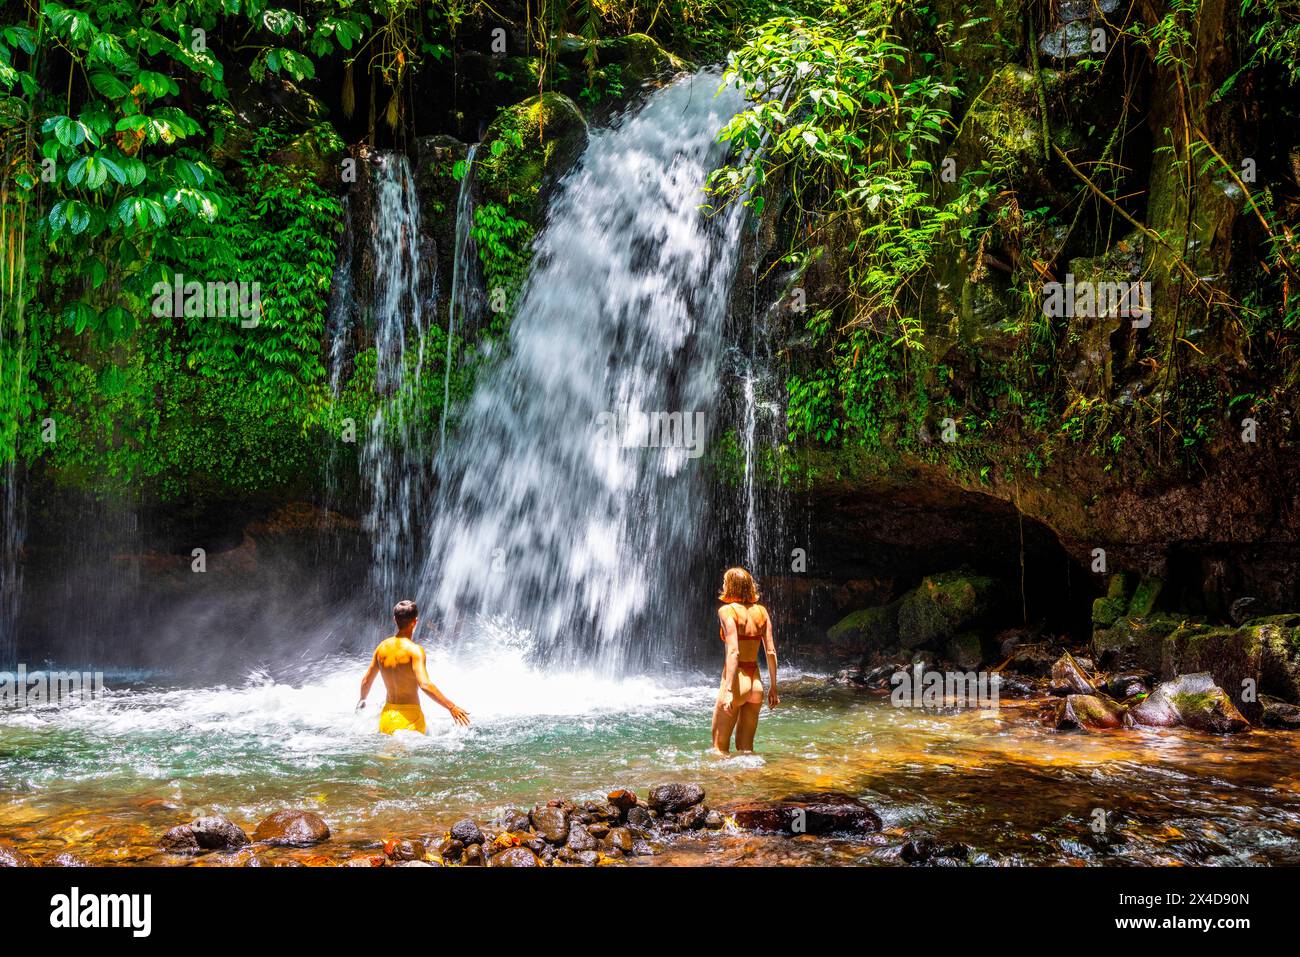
[763,613,779,710]
[719,609,739,714]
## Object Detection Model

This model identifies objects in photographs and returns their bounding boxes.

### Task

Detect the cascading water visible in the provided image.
[440,144,482,452]
[359,153,437,606]
[0,463,21,668]
[420,69,748,674]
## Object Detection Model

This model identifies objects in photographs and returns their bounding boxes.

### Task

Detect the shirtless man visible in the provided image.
[357,600,470,734]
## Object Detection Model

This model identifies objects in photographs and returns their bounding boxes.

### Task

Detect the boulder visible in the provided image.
[449,818,484,846]
[1130,673,1250,734]
[530,805,571,844]
[606,788,638,812]
[948,631,984,669]
[647,782,705,813]
[1260,695,1300,729]
[502,808,531,833]
[252,810,331,847]
[729,793,882,835]
[489,847,541,867]
[604,827,635,853]
[1105,673,1151,699]
[159,825,201,853]
[896,571,1001,649]
[1047,694,1127,731]
[827,601,901,652]
[191,815,250,851]
[565,823,598,852]
[463,843,486,866]
[478,93,588,222]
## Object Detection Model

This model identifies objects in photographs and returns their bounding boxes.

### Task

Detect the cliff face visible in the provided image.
[760,0,1300,646]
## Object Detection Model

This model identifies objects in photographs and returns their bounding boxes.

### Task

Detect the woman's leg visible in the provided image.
[712,697,740,753]
[734,699,762,752]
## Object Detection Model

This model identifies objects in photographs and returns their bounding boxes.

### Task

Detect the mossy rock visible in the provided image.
[955,65,1058,178]
[1131,673,1249,734]
[896,571,1001,649]
[478,92,588,224]
[265,122,346,189]
[1105,572,1132,601]
[1091,595,1127,630]
[1161,623,1263,720]
[596,33,692,86]
[827,600,901,653]
[947,631,984,670]
[1093,614,1182,672]
[1126,575,1164,618]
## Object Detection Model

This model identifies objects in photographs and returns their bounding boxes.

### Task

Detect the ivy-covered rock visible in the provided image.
[477,92,589,224]
[1130,673,1250,734]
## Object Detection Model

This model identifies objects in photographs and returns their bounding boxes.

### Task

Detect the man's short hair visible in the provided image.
[393,600,418,627]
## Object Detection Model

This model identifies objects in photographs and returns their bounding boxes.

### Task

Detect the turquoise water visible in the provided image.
[3,646,1300,865]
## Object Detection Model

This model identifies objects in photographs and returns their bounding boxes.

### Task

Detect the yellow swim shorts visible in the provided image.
[379,702,426,735]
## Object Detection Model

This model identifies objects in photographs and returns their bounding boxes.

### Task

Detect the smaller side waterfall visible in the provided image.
[441,144,482,451]
[0,463,22,668]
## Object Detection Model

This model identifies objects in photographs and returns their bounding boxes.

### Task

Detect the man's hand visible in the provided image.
[447,704,471,727]
[767,687,780,711]
[355,699,366,711]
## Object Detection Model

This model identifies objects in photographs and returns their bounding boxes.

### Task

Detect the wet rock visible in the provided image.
[47,852,89,866]
[1260,695,1300,729]
[606,788,638,812]
[530,805,571,844]
[463,843,486,866]
[1105,673,1151,699]
[1002,644,1056,676]
[1049,652,1096,696]
[159,824,201,854]
[192,815,250,851]
[630,839,656,857]
[0,842,35,867]
[587,822,611,839]
[900,836,971,865]
[502,808,531,833]
[253,810,331,847]
[477,93,588,224]
[729,793,882,835]
[1047,694,1127,731]
[677,804,710,830]
[605,827,635,853]
[626,806,653,829]
[994,674,1038,698]
[438,838,464,861]
[566,823,598,852]
[490,847,541,867]
[703,809,724,829]
[572,849,600,866]
[386,839,426,862]
[449,818,484,846]
[647,782,705,813]
[1130,673,1250,733]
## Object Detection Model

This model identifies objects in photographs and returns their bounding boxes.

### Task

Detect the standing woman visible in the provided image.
[711,567,779,754]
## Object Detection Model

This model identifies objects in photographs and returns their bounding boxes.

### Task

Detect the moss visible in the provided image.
[1091,595,1126,629]
[477,92,588,223]
[597,33,692,86]
[1126,575,1164,618]
[897,570,1000,648]
[827,601,901,652]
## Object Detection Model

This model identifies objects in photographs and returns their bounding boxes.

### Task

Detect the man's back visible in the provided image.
[373,635,424,705]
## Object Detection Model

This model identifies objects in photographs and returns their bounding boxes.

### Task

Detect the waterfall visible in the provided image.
[441,143,481,452]
[360,153,437,604]
[418,69,748,674]
[0,463,21,668]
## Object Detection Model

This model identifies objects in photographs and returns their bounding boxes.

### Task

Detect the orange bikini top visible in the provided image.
[718,603,764,644]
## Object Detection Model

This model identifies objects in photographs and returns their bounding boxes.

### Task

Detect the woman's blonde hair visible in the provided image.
[718,567,759,604]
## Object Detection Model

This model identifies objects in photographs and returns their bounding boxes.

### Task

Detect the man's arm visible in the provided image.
[763,613,779,710]
[413,647,471,726]
[719,609,739,714]
[357,650,379,709]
